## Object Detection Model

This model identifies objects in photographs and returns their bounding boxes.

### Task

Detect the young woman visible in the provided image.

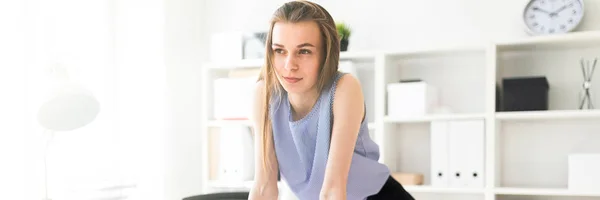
[249,1,415,200]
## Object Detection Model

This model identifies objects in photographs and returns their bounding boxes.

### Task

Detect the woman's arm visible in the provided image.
[249,81,280,200]
[320,75,365,200]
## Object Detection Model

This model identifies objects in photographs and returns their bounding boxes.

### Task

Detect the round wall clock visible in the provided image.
[523,0,585,35]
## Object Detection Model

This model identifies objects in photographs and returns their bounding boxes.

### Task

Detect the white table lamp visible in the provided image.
[37,64,100,200]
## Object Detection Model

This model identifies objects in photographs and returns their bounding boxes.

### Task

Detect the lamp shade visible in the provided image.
[37,83,100,131]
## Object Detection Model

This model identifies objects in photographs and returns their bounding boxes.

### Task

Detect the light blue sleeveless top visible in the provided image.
[270,71,390,200]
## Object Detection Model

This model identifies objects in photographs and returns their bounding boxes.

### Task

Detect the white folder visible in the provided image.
[430,121,450,187]
[219,127,255,182]
[447,120,467,187]
[447,119,485,188]
[463,120,485,188]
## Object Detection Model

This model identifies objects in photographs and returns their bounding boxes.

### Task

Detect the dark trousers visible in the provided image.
[367,176,415,200]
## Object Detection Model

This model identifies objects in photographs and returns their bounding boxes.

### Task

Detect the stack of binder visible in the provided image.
[430,119,485,188]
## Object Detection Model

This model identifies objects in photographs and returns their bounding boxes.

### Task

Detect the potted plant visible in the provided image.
[336,22,351,51]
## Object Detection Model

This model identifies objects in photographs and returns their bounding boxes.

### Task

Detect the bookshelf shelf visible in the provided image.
[403,185,485,194]
[383,113,486,123]
[495,109,600,121]
[495,187,600,197]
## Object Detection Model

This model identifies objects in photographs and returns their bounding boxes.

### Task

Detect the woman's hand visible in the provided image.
[320,74,365,200]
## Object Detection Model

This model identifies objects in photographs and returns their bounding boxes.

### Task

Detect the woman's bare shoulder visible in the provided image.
[332,73,365,119]
[254,79,265,94]
[251,80,266,121]
[333,74,363,102]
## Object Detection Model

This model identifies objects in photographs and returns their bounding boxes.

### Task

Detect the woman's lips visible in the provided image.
[283,76,302,83]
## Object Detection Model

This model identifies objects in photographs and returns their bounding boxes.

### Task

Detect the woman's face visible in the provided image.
[271,21,323,95]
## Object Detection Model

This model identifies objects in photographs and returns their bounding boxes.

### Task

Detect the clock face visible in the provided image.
[523,0,584,35]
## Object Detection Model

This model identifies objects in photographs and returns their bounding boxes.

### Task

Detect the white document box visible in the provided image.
[568,154,600,191]
[387,81,438,117]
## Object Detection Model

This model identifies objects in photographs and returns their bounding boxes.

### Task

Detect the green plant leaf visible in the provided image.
[336,22,351,40]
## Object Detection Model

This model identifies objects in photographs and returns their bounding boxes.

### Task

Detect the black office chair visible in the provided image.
[182,192,249,200]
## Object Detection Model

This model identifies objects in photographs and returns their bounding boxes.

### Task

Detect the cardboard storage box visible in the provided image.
[391,172,424,185]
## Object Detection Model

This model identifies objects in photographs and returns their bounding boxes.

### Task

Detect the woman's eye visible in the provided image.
[274,49,285,54]
[299,49,311,54]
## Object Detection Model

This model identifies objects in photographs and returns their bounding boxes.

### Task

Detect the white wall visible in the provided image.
[113,0,167,199]
[2,0,167,200]
[164,0,208,200]
[2,0,209,200]
[0,1,26,199]
[203,0,600,52]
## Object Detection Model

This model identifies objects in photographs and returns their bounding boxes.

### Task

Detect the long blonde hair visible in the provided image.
[257,0,340,175]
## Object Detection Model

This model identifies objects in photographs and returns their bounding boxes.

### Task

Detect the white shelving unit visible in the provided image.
[200,30,600,200]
